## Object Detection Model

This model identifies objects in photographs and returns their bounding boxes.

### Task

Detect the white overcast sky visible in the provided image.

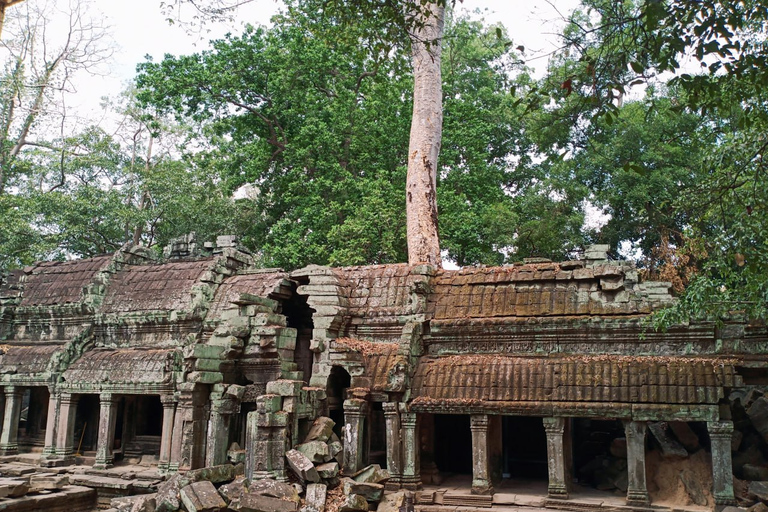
[63,0,580,122]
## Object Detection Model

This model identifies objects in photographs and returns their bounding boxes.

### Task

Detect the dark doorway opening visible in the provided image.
[283,281,315,384]
[74,394,99,453]
[434,414,472,475]
[327,366,351,439]
[367,402,386,467]
[572,418,625,488]
[502,416,548,480]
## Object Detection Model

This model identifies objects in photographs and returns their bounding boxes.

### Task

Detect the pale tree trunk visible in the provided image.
[406,1,444,267]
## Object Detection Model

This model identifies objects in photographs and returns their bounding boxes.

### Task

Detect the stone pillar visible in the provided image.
[170,383,209,471]
[0,386,23,455]
[205,396,238,467]
[383,402,402,488]
[470,414,493,495]
[624,420,649,506]
[400,407,421,490]
[249,394,289,482]
[543,417,571,499]
[55,393,79,460]
[94,393,118,469]
[343,398,367,474]
[158,395,177,472]
[41,391,60,458]
[709,421,737,506]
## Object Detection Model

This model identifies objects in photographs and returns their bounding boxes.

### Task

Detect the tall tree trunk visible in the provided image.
[406,1,444,267]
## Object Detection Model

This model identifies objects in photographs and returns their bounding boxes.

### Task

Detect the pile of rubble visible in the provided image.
[108,416,395,512]
[731,388,768,508]
[285,416,391,512]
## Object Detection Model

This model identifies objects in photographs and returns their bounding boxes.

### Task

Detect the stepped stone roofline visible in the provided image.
[208,270,293,318]
[0,269,23,300]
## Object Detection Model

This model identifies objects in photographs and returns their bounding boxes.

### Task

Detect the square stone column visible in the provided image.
[94,393,118,469]
[543,417,572,499]
[41,390,60,459]
[55,393,79,460]
[400,406,421,490]
[0,386,23,455]
[709,421,737,506]
[158,395,177,472]
[383,402,402,488]
[624,420,650,506]
[343,398,368,474]
[205,397,238,467]
[470,414,493,495]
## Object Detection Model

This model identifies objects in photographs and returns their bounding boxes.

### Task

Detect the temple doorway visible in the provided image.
[327,366,350,439]
[502,416,548,480]
[434,414,472,475]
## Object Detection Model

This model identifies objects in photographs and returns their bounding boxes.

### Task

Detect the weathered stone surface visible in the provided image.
[680,469,708,506]
[377,491,406,512]
[286,449,320,483]
[155,473,186,512]
[112,495,147,512]
[352,464,390,484]
[234,493,298,512]
[249,479,301,503]
[29,474,69,491]
[296,441,331,464]
[745,465,768,482]
[749,481,768,504]
[749,398,768,444]
[131,494,157,512]
[219,476,248,504]
[341,478,384,502]
[340,494,368,512]
[180,481,227,512]
[649,422,688,459]
[305,483,327,512]
[668,422,701,452]
[0,477,30,498]
[749,503,768,512]
[305,417,335,443]
[316,462,339,479]
[186,464,235,484]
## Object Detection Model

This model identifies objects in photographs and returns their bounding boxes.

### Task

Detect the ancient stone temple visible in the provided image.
[0,237,764,511]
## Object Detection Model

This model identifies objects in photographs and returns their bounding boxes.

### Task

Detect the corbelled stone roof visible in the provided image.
[62,348,178,385]
[0,345,61,375]
[20,255,112,306]
[99,259,212,313]
[209,271,292,318]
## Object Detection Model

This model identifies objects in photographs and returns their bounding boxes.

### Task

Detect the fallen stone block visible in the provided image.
[305,483,327,512]
[286,449,320,483]
[304,417,335,443]
[377,491,406,512]
[749,503,768,512]
[749,481,768,504]
[111,494,147,512]
[249,478,300,503]
[750,398,768,444]
[745,465,768,482]
[29,474,69,492]
[340,493,368,512]
[609,437,627,458]
[342,478,383,502]
[155,473,187,512]
[233,493,298,512]
[0,477,30,498]
[219,476,248,505]
[316,462,339,480]
[352,464,390,484]
[649,422,688,459]
[296,441,331,464]
[669,421,701,452]
[186,464,235,484]
[180,480,227,512]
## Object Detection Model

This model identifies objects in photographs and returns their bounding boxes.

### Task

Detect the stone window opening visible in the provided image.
[282,283,314,384]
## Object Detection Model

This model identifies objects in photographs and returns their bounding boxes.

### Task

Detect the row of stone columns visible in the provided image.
[338,406,737,507]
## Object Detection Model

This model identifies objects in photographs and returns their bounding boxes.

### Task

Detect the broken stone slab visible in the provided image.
[341,478,384,502]
[155,473,187,512]
[130,494,157,512]
[232,493,298,512]
[305,483,327,512]
[750,398,768,444]
[29,474,69,492]
[0,464,36,477]
[218,475,248,505]
[749,504,768,512]
[749,481,768,504]
[328,440,343,464]
[340,493,369,512]
[286,449,320,484]
[295,441,331,464]
[352,464,390,484]
[304,417,335,443]
[111,495,148,512]
[186,463,236,484]
[180,480,227,512]
[316,462,339,480]
[668,421,701,453]
[745,465,768,482]
[680,469,708,506]
[248,478,301,503]
[377,491,406,512]
[649,422,688,459]
[0,477,31,498]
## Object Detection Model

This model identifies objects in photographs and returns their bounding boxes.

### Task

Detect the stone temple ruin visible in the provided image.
[0,235,766,512]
